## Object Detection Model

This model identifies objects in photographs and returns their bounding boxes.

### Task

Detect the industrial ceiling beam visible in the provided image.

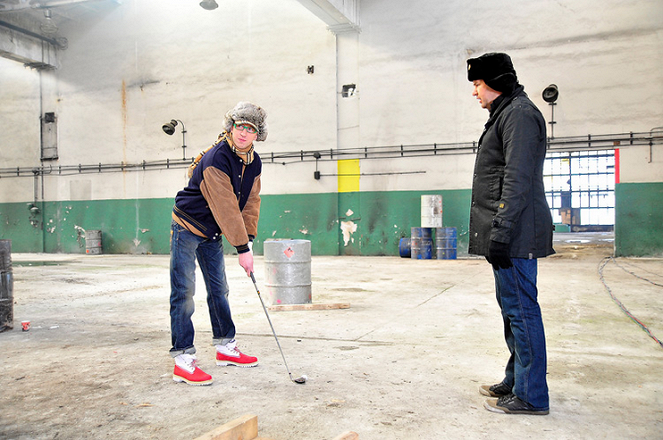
[0,19,58,69]
[0,0,113,12]
[294,0,360,33]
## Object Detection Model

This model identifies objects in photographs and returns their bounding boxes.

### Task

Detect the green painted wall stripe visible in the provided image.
[0,189,472,256]
[10,183,663,257]
[257,192,340,256]
[0,199,175,254]
[615,182,663,257]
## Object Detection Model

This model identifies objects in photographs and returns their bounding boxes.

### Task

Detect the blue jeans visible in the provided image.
[169,221,235,357]
[493,258,549,410]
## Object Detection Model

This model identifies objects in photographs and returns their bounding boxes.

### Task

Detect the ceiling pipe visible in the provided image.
[0,19,59,46]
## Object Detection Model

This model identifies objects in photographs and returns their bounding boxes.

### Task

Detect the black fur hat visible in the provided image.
[467,52,518,94]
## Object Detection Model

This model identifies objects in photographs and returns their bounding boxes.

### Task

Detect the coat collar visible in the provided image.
[486,84,526,125]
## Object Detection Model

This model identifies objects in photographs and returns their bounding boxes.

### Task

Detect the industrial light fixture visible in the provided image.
[162,119,187,160]
[199,0,219,10]
[40,9,58,35]
[542,84,559,103]
[542,84,559,139]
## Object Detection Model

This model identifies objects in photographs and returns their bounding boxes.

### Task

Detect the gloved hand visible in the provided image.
[486,240,513,270]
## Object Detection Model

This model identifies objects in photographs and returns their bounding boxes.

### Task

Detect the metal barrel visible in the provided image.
[398,237,411,258]
[421,195,443,228]
[435,227,457,260]
[0,239,13,332]
[264,239,312,305]
[411,227,433,259]
[85,230,102,254]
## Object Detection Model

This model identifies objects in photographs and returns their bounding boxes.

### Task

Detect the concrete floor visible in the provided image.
[1,233,662,439]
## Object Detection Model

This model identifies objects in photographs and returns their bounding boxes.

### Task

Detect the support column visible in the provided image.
[336,30,360,152]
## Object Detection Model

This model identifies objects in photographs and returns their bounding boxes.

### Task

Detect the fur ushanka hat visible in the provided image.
[467,52,519,94]
[222,101,268,142]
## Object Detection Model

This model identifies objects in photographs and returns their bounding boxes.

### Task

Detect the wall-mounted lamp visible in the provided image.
[199,0,218,10]
[162,119,187,160]
[542,84,559,139]
[40,9,58,36]
[542,84,559,103]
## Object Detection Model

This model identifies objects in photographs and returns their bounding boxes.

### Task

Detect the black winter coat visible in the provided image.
[468,85,555,259]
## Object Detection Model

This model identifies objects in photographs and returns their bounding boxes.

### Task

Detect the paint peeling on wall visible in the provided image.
[74,225,86,248]
[46,218,55,234]
[340,220,357,246]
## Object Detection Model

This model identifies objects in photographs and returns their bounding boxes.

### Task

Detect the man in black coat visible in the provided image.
[467,52,554,415]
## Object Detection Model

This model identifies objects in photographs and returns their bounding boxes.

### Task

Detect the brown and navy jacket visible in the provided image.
[173,138,261,254]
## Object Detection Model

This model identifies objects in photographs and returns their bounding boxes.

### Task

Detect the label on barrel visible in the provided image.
[283,247,295,258]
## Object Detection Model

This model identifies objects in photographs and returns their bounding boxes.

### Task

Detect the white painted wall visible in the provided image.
[1,0,338,201]
[619,144,663,183]
[360,0,663,142]
[1,0,662,204]
[357,0,663,186]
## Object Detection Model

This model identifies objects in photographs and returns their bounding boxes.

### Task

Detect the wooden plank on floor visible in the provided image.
[193,414,260,440]
[267,303,351,311]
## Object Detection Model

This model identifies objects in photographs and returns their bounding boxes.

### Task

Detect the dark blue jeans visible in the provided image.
[169,221,235,357]
[493,258,549,410]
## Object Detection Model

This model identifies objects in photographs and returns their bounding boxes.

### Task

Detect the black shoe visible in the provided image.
[479,381,512,397]
[484,393,549,415]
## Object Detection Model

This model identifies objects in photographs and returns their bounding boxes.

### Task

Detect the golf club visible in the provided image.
[250,272,307,384]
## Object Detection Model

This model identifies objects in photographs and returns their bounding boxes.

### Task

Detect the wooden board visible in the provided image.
[193,414,260,440]
[267,303,350,311]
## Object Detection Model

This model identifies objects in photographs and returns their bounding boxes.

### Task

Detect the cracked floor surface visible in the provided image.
[1,233,662,439]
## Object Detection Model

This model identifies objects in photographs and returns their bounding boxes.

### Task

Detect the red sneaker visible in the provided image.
[216,340,258,367]
[172,354,213,386]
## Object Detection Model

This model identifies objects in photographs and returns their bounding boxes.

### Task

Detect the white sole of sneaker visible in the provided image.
[172,375,214,386]
[216,360,258,368]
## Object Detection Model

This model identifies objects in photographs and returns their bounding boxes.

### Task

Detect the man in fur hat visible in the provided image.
[169,101,267,385]
[467,53,554,414]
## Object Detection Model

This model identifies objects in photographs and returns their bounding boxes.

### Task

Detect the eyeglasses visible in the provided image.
[233,123,257,134]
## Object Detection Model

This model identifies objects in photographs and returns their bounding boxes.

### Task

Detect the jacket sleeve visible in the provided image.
[491,104,544,244]
[242,174,261,240]
[200,166,251,252]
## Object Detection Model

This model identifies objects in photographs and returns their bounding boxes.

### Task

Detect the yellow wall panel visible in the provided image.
[338,159,360,193]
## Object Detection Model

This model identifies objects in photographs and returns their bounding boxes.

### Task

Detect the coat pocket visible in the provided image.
[487,167,505,206]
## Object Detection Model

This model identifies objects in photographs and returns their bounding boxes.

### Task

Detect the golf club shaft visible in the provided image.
[250,272,294,379]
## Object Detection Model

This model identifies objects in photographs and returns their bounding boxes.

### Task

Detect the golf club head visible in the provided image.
[292,374,307,384]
